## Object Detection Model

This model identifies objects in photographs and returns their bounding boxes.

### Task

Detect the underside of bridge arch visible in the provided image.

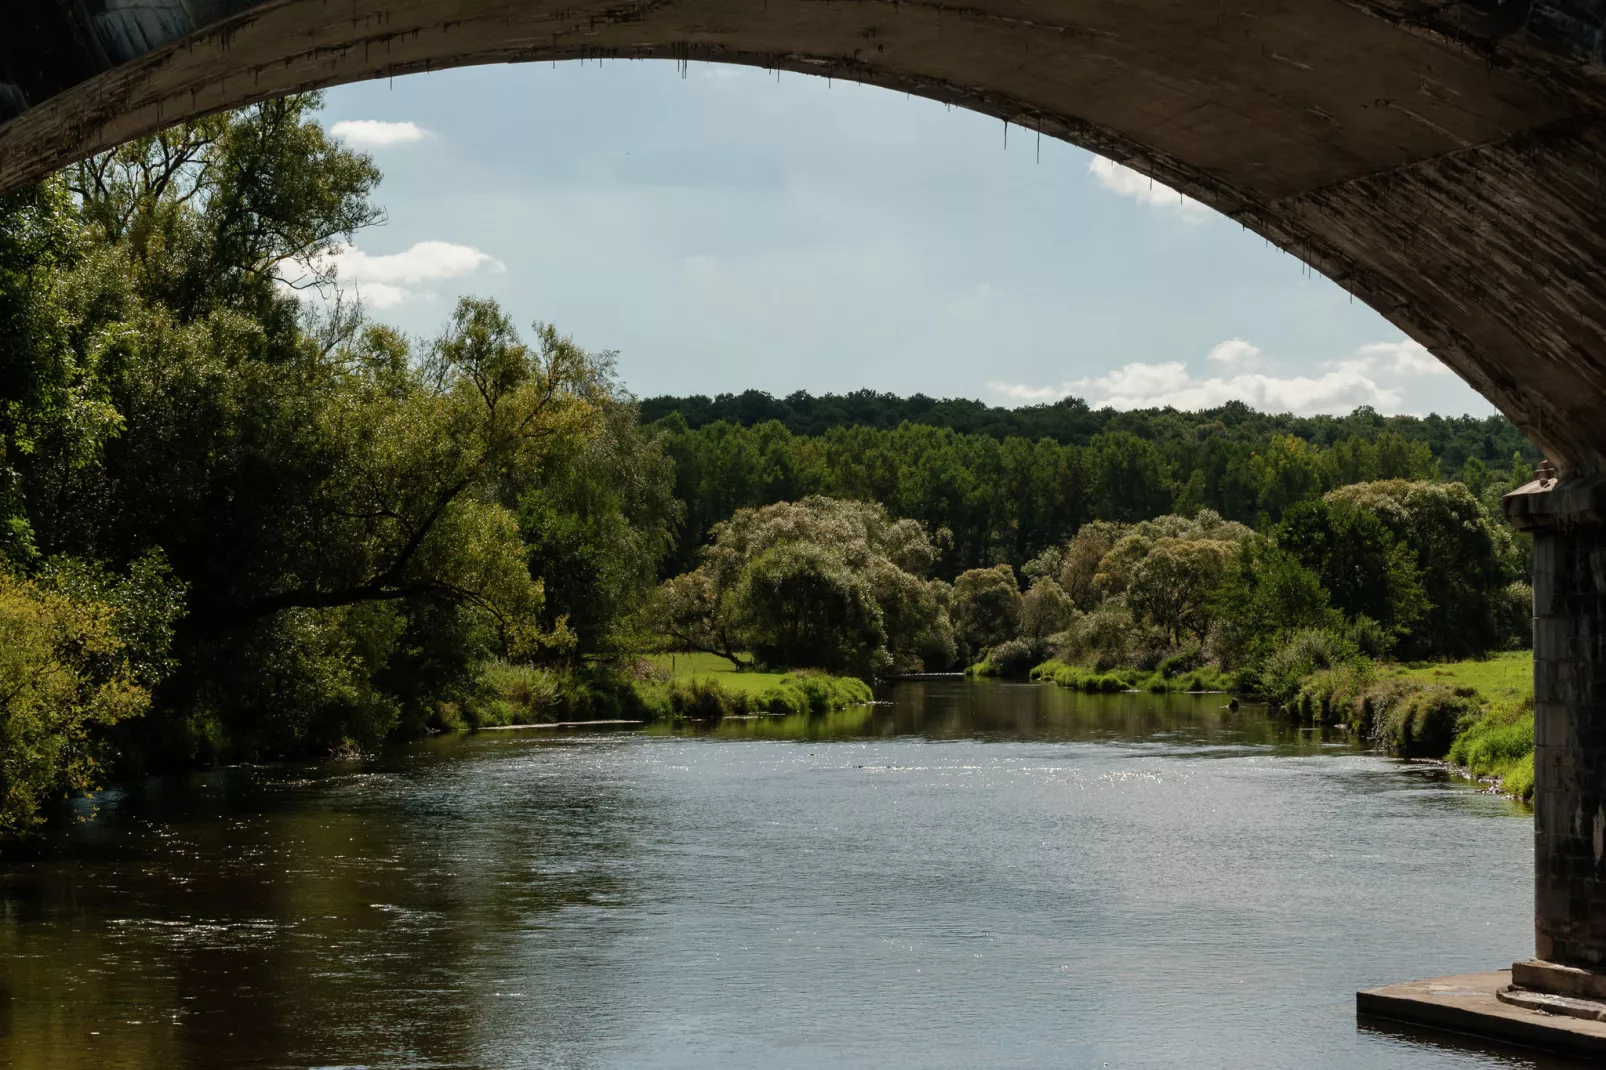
[10,0,1606,1029]
[3,1,1606,472]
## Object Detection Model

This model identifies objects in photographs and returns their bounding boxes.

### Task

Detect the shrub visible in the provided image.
[1376,685,1479,758]
[1292,661,1375,724]
[1,563,179,837]
[1256,628,1359,705]
[1502,753,1535,801]
[987,637,1051,678]
[1157,645,1204,678]
[1344,616,1393,659]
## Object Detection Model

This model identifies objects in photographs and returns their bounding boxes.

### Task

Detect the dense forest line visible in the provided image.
[0,96,1543,840]
[650,411,1534,579]
[640,389,1540,473]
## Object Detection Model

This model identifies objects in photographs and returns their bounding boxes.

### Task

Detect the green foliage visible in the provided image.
[1290,661,1376,723]
[0,558,182,836]
[1019,576,1074,639]
[1448,706,1534,779]
[1255,629,1360,705]
[0,98,685,822]
[467,660,655,727]
[737,541,888,677]
[1275,498,1426,643]
[653,496,954,675]
[648,393,1536,578]
[1375,686,1480,758]
[630,668,871,721]
[950,564,1021,660]
[642,391,1534,478]
[1502,752,1535,801]
[1030,658,1234,694]
[984,636,1052,678]
[1325,481,1514,657]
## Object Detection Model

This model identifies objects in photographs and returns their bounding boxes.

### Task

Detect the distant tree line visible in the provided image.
[640,389,1537,473]
[650,413,1535,580]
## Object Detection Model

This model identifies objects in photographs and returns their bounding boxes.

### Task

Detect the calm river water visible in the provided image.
[0,679,1580,1069]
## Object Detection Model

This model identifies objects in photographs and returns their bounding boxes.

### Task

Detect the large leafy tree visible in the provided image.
[1324,480,1512,658]
[655,496,954,675]
[1275,498,1428,645]
[3,97,673,769]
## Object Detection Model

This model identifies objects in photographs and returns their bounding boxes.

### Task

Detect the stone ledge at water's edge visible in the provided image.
[1358,971,1606,1059]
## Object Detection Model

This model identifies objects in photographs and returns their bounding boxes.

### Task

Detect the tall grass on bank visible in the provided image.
[1024,658,1236,695]
[461,657,872,728]
[1289,651,1535,799]
[636,671,873,720]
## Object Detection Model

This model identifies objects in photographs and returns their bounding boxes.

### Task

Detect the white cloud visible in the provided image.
[312,241,504,307]
[329,120,430,147]
[1090,365,1398,413]
[1207,338,1262,370]
[1088,156,1209,221]
[986,337,1430,414]
[1334,339,1449,377]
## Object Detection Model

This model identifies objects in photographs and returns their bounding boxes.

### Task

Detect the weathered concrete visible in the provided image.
[1358,971,1606,1058]
[1515,958,1606,1002]
[1506,476,1606,974]
[4,1,1606,473]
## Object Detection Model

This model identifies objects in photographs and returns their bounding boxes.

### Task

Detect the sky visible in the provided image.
[313,61,1498,417]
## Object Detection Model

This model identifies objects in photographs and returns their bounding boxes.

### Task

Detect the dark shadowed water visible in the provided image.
[0,679,1574,1069]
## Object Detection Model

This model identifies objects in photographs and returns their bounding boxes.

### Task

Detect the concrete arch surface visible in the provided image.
[2,1,1606,471]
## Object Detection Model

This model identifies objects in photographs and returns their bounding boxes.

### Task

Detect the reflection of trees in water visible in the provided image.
[0,683,1358,1069]
[0,743,646,1069]
[650,680,1347,752]
[888,680,1348,753]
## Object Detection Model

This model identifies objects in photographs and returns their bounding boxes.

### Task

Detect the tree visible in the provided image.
[654,496,954,675]
[1125,538,1235,645]
[1325,480,1510,657]
[1088,431,1173,521]
[1020,576,1075,639]
[950,564,1022,658]
[1058,521,1123,609]
[737,542,888,675]
[1275,498,1428,644]
[0,554,182,836]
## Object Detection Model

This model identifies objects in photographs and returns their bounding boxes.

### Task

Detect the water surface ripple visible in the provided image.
[0,680,1575,1069]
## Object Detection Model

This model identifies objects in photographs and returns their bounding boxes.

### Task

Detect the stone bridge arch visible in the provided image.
[9,0,1606,1044]
[3,1,1606,471]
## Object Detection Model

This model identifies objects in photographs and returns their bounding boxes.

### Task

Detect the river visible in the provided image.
[0,679,1577,1069]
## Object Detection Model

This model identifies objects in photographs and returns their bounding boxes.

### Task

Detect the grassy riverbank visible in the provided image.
[1391,653,1535,799]
[1016,647,1536,800]
[1019,659,1235,695]
[460,653,872,729]
[640,654,873,719]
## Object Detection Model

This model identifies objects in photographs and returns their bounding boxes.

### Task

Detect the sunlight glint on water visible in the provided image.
[0,680,1571,1069]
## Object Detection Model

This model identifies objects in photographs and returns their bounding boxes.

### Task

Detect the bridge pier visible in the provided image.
[1356,474,1606,1057]
[1506,475,1606,984]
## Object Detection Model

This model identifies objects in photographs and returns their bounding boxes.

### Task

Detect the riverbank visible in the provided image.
[463,653,872,729]
[1012,649,1536,800]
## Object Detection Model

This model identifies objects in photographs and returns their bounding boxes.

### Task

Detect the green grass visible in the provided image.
[648,652,791,695]
[1027,658,1235,695]
[642,652,872,718]
[1385,652,1534,801]
[1386,651,1533,707]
